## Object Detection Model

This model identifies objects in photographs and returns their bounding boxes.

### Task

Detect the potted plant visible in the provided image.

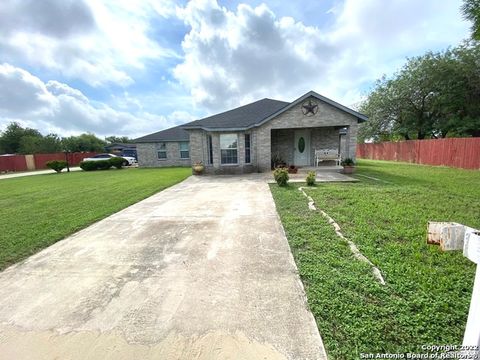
[288,165,298,174]
[271,153,286,169]
[340,158,356,174]
[192,161,204,175]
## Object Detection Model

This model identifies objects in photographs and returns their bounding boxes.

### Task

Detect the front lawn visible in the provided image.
[0,167,191,270]
[270,160,480,359]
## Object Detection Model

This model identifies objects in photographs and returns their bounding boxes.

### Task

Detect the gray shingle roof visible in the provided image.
[105,143,136,148]
[134,125,190,143]
[182,98,289,130]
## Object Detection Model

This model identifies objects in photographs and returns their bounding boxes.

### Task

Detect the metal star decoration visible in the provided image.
[301,100,318,116]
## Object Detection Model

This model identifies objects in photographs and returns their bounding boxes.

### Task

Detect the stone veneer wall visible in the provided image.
[137,142,191,167]
[256,96,359,172]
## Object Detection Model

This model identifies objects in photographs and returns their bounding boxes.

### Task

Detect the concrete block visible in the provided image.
[427,221,465,251]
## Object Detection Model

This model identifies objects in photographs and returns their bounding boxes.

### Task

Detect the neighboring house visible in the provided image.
[135,91,367,174]
[104,143,137,159]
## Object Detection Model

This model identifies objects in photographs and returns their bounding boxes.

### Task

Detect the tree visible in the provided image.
[18,134,62,154]
[359,41,480,142]
[41,134,63,153]
[62,133,106,152]
[462,0,480,40]
[105,136,132,144]
[0,122,42,154]
[358,77,409,142]
[449,42,480,136]
[0,122,109,154]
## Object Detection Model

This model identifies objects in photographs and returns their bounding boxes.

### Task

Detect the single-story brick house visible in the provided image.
[135,91,367,174]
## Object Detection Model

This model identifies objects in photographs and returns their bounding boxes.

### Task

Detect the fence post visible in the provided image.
[427,223,480,353]
[25,154,35,170]
[463,265,480,348]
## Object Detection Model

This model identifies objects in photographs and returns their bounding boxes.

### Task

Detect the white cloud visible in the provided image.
[0,64,56,116]
[0,0,179,87]
[173,0,470,111]
[0,0,471,139]
[0,64,195,138]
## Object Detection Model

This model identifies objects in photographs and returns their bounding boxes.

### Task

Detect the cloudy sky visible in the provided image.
[0,0,471,138]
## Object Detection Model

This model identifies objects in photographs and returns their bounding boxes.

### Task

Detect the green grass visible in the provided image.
[0,167,191,270]
[270,160,480,359]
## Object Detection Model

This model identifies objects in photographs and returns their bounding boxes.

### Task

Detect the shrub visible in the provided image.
[96,160,112,170]
[80,159,114,171]
[45,160,67,173]
[306,171,316,186]
[79,160,98,171]
[341,158,355,166]
[273,167,289,187]
[109,157,126,169]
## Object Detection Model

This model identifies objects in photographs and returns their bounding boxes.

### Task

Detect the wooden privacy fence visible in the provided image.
[0,152,97,172]
[0,155,27,172]
[357,138,480,170]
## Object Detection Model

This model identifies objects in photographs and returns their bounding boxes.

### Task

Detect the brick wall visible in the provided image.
[199,131,257,174]
[271,129,294,165]
[137,142,191,167]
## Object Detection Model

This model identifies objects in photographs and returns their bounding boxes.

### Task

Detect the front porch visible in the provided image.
[266,166,357,183]
[270,126,350,169]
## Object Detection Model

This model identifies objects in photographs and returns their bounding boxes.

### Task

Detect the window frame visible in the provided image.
[244,133,251,164]
[220,133,238,165]
[157,142,167,160]
[179,141,189,159]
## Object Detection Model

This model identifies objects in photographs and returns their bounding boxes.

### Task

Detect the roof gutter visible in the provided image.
[181,126,252,131]
[135,139,190,143]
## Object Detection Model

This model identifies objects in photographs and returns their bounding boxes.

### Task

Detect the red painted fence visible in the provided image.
[0,152,97,172]
[357,138,480,170]
[0,155,28,172]
[33,152,97,169]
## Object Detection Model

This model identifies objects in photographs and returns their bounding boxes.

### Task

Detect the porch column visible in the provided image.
[189,130,204,165]
[256,126,271,172]
[212,133,221,169]
[344,127,351,160]
[347,124,358,160]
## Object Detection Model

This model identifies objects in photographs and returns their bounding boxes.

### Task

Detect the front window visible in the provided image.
[157,142,167,160]
[245,133,251,164]
[179,141,189,159]
[220,134,238,164]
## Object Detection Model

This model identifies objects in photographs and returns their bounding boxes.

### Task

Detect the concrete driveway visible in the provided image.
[0,175,327,360]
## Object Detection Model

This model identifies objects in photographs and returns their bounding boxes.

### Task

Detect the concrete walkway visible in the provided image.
[0,175,327,360]
[0,167,81,180]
